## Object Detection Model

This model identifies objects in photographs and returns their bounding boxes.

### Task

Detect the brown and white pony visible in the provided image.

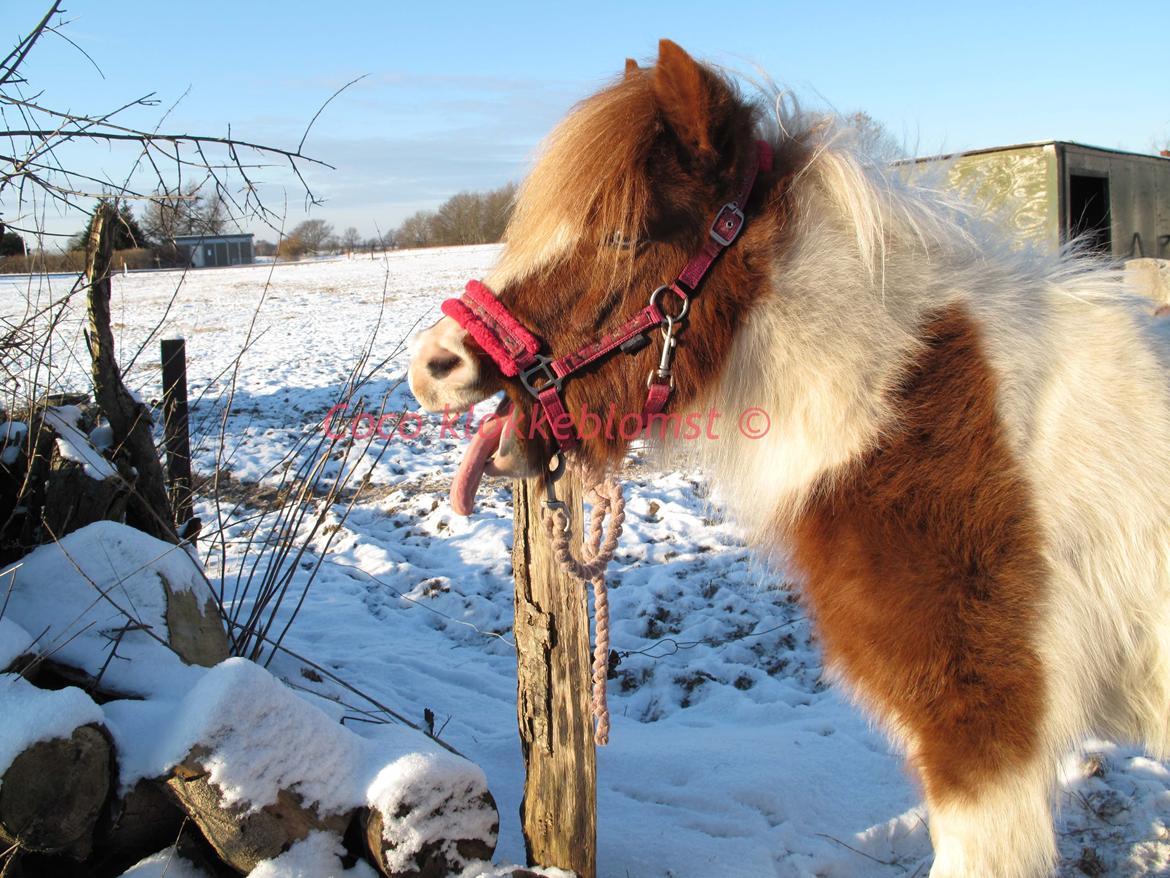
[408,40,1170,877]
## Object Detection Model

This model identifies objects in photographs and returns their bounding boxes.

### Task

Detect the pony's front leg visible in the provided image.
[925,756,1057,878]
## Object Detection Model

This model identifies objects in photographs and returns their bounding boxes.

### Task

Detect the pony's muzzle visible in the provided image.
[408,316,492,412]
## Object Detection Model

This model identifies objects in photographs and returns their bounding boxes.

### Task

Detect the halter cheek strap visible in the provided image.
[441,139,774,453]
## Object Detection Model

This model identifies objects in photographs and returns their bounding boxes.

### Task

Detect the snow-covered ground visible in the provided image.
[3,247,1169,876]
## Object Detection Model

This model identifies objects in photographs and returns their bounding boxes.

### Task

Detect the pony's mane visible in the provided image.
[783,98,1135,310]
[771,91,981,286]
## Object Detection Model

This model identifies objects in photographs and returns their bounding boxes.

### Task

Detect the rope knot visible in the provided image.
[541,475,624,746]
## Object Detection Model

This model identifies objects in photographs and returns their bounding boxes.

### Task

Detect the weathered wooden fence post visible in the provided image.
[160,338,193,535]
[512,470,597,878]
[86,203,177,544]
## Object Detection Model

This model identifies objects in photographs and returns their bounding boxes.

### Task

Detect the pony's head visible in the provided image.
[409,40,796,510]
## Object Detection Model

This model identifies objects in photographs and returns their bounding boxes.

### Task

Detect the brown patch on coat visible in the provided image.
[788,305,1047,801]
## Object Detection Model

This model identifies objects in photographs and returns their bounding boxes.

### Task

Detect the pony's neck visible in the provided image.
[684,146,962,539]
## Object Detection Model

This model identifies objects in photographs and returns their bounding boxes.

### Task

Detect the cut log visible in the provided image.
[4,410,54,567]
[0,395,108,565]
[160,573,230,668]
[0,419,27,568]
[0,618,33,673]
[164,746,351,874]
[3,521,230,700]
[364,789,498,878]
[0,723,112,859]
[152,660,498,878]
[42,455,129,541]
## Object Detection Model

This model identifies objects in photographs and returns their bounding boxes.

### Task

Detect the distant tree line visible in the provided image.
[254,181,518,259]
[1,180,518,272]
[391,182,517,249]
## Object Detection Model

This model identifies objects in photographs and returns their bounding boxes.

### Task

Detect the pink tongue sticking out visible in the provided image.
[450,399,511,516]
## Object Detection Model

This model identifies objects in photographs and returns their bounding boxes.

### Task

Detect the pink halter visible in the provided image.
[441,140,774,453]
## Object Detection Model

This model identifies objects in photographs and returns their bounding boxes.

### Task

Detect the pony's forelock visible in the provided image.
[489,74,657,290]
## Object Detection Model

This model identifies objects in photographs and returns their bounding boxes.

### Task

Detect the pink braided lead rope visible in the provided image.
[541,476,625,746]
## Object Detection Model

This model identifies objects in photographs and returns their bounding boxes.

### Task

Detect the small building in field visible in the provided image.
[901,142,1170,260]
[172,233,254,268]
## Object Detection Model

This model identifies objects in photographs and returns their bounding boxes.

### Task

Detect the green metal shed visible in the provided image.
[901,142,1170,259]
[172,233,255,268]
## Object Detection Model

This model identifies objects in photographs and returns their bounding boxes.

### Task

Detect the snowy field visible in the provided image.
[3,246,1170,876]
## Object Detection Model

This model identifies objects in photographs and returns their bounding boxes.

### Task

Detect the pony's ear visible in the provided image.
[653,39,715,158]
[624,58,640,78]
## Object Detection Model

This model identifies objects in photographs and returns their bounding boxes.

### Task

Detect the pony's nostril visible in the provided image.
[427,352,463,380]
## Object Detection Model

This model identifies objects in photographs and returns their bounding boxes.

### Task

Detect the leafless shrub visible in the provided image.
[0,3,363,631]
[0,7,463,744]
[1,2,344,248]
[288,218,334,253]
[190,262,415,664]
[0,1,347,438]
[275,234,308,260]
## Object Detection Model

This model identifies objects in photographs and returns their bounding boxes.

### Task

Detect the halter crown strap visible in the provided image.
[644,140,773,420]
[671,139,774,299]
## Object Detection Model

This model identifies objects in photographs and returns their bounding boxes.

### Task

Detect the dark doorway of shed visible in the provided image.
[1068,174,1111,255]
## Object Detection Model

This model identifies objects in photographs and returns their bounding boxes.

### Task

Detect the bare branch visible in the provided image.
[298,73,368,154]
[43,23,105,80]
[1,127,335,170]
[0,1,63,88]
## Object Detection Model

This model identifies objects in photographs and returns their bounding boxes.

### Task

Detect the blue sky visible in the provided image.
[7,0,1168,244]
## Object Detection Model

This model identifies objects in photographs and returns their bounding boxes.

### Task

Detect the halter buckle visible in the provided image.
[646,369,676,390]
[710,202,746,247]
[520,355,562,397]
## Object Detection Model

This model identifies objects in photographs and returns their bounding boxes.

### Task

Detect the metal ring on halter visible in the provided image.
[648,284,690,322]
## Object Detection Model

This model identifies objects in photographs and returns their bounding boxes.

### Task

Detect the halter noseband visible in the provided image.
[441,139,774,457]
